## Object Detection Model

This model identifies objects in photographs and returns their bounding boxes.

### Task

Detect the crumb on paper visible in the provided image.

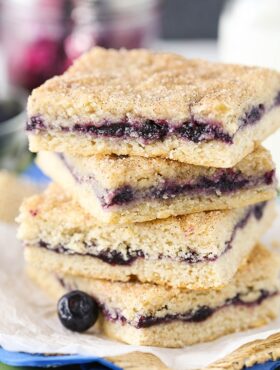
[0,170,40,224]
[270,240,280,250]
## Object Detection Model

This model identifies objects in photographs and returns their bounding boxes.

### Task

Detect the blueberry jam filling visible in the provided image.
[84,120,171,141]
[240,104,265,127]
[175,120,232,143]
[38,202,266,266]
[108,186,134,206]
[176,201,267,264]
[97,248,144,265]
[27,116,232,143]
[26,90,280,143]
[39,240,144,266]
[57,152,275,209]
[253,202,266,220]
[129,289,276,328]
[26,116,46,131]
[73,122,128,138]
[274,91,280,106]
[101,170,274,208]
[137,120,169,141]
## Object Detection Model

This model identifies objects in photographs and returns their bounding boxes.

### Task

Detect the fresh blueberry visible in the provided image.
[57,290,99,332]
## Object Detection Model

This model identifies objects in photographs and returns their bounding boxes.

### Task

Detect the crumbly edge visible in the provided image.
[25,246,280,321]
[206,332,280,370]
[28,47,280,134]
[17,181,276,256]
[105,352,170,370]
[28,105,280,167]
[26,261,280,347]
[37,145,273,192]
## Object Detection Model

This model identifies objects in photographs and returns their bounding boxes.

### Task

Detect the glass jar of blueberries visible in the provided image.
[0,0,161,91]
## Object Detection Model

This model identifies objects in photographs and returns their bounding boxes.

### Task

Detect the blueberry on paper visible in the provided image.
[57,290,99,332]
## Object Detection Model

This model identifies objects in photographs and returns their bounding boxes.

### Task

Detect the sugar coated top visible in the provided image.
[28,47,280,134]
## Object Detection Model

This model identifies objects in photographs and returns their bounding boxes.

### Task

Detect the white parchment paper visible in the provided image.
[0,210,280,370]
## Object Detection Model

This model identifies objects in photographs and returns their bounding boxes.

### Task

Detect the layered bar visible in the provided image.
[27,48,280,168]
[36,146,276,224]
[17,184,275,289]
[27,244,280,347]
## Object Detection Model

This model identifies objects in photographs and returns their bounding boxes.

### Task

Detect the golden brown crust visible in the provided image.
[105,352,170,370]
[28,47,280,133]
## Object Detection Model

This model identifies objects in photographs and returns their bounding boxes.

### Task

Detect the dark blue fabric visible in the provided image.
[247,360,280,369]
[0,348,122,369]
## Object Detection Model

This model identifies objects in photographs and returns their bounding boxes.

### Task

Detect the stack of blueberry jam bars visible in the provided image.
[17,48,280,347]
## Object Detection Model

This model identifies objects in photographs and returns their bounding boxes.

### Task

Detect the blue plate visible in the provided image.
[22,162,50,183]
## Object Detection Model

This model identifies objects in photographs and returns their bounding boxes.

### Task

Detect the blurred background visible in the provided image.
[0,0,279,184]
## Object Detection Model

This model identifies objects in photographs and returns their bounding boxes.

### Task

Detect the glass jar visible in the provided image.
[0,0,73,91]
[0,0,161,91]
[66,0,160,59]
[218,0,280,70]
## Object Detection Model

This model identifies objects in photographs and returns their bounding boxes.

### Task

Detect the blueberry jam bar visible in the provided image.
[27,48,280,167]
[17,184,275,289]
[36,146,276,224]
[27,244,280,347]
